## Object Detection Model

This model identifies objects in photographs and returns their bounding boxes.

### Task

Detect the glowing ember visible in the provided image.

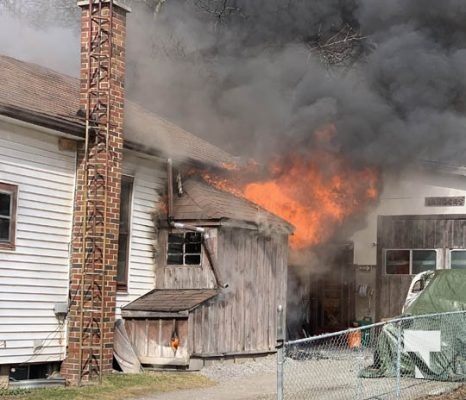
[194,146,378,250]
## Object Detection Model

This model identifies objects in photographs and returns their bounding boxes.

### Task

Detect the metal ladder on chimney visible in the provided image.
[78,0,114,384]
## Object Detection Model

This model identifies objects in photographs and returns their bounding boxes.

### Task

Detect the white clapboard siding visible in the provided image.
[0,121,75,364]
[116,152,165,316]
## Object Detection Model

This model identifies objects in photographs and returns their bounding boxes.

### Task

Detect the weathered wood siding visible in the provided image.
[116,152,166,316]
[125,318,189,365]
[190,228,288,356]
[155,229,217,289]
[377,214,466,319]
[0,121,75,364]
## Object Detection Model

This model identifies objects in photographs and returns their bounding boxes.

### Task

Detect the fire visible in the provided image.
[242,151,378,249]
[192,136,379,250]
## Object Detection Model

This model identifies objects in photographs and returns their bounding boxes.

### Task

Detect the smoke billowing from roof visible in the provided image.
[0,5,79,75]
[1,0,466,169]
[126,0,466,169]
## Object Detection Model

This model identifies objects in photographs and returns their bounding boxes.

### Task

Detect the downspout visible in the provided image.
[167,158,174,222]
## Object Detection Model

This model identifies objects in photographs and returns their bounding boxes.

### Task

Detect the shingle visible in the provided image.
[171,178,294,232]
[0,54,237,168]
[122,288,218,312]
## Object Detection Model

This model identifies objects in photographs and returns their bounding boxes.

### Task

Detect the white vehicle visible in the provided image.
[402,270,435,314]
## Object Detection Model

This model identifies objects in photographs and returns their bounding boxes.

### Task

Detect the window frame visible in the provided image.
[117,175,134,292]
[383,248,439,275]
[0,182,18,251]
[166,230,203,267]
[448,249,466,270]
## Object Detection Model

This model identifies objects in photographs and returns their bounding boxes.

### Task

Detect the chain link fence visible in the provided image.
[277,310,466,400]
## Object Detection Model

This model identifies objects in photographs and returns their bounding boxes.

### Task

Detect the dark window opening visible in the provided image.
[10,362,60,381]
[386,250,410,275]
[412,250,437,274]
[0,182,17,250]
[167,231,202,266]
[117,176,133,291]
[385,249,437,275]
[451,250,466,269]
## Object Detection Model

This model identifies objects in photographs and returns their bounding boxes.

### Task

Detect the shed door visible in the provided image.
[310,253,355,335]
[287,244,355,338]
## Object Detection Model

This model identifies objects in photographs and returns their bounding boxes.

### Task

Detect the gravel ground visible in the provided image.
[135,354,464,400]
[199,354,276,382]
[424,385,466,400]
[136,356,277,400]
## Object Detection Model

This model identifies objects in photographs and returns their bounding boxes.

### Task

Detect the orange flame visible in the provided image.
[242,151,378,249]
[192,127,379,250]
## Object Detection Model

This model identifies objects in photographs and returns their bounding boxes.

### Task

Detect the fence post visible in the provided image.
[277,304,285,400]
[395,320,402,399]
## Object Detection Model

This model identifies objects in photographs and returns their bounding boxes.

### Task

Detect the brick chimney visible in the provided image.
[61,0,130,384]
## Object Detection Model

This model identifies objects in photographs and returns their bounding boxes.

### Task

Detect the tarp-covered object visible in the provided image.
[361,270,466,381]
[113,319,143,373]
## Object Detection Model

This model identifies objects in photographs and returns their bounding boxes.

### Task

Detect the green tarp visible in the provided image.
[361,270,466,381]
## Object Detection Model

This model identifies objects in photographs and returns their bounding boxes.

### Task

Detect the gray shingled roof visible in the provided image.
[171,178,294,233]
[122,289,218,313]
[0,54,236,168]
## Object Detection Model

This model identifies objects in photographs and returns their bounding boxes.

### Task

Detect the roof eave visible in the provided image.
[158,217,294,235]
[0,105,85,139]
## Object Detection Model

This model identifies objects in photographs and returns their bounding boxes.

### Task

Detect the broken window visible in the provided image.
[385,249,437,275]
[0,182,17,250]
[167,231,202,266]
[117,176,133,291]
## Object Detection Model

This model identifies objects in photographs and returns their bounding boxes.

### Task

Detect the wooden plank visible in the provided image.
[269,236,278,349]
[423,219,435,249]
[243,232,252,351]
[137,356,189,366]
[202,305,210,355]
[130,320,147,358]
[434,219,447,248]
[210,300,219,354]
[160,319,175,359]
[238,230,246,351]
[193,307,203,354]
[230,229,241,353]
[121,311,188,318]
[147,320,159,358]
[452,219,464,248]
[255,234,265,351]
[218,229,232,353]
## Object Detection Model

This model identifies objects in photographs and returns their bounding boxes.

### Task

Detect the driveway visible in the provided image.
[136,371,276,400]
[135,355,277,400]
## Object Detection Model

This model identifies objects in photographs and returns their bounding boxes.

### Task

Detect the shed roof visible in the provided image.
[171,178,294,233]
[0,54,236,169]
[122,289,218,313]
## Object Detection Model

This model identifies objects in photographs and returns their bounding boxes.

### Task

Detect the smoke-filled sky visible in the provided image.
[1,0,466,169]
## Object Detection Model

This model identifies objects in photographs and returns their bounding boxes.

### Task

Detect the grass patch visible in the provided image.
[0,372,215,400]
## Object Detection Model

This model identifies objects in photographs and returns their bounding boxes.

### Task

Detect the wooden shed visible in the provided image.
[122,178,293,367]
